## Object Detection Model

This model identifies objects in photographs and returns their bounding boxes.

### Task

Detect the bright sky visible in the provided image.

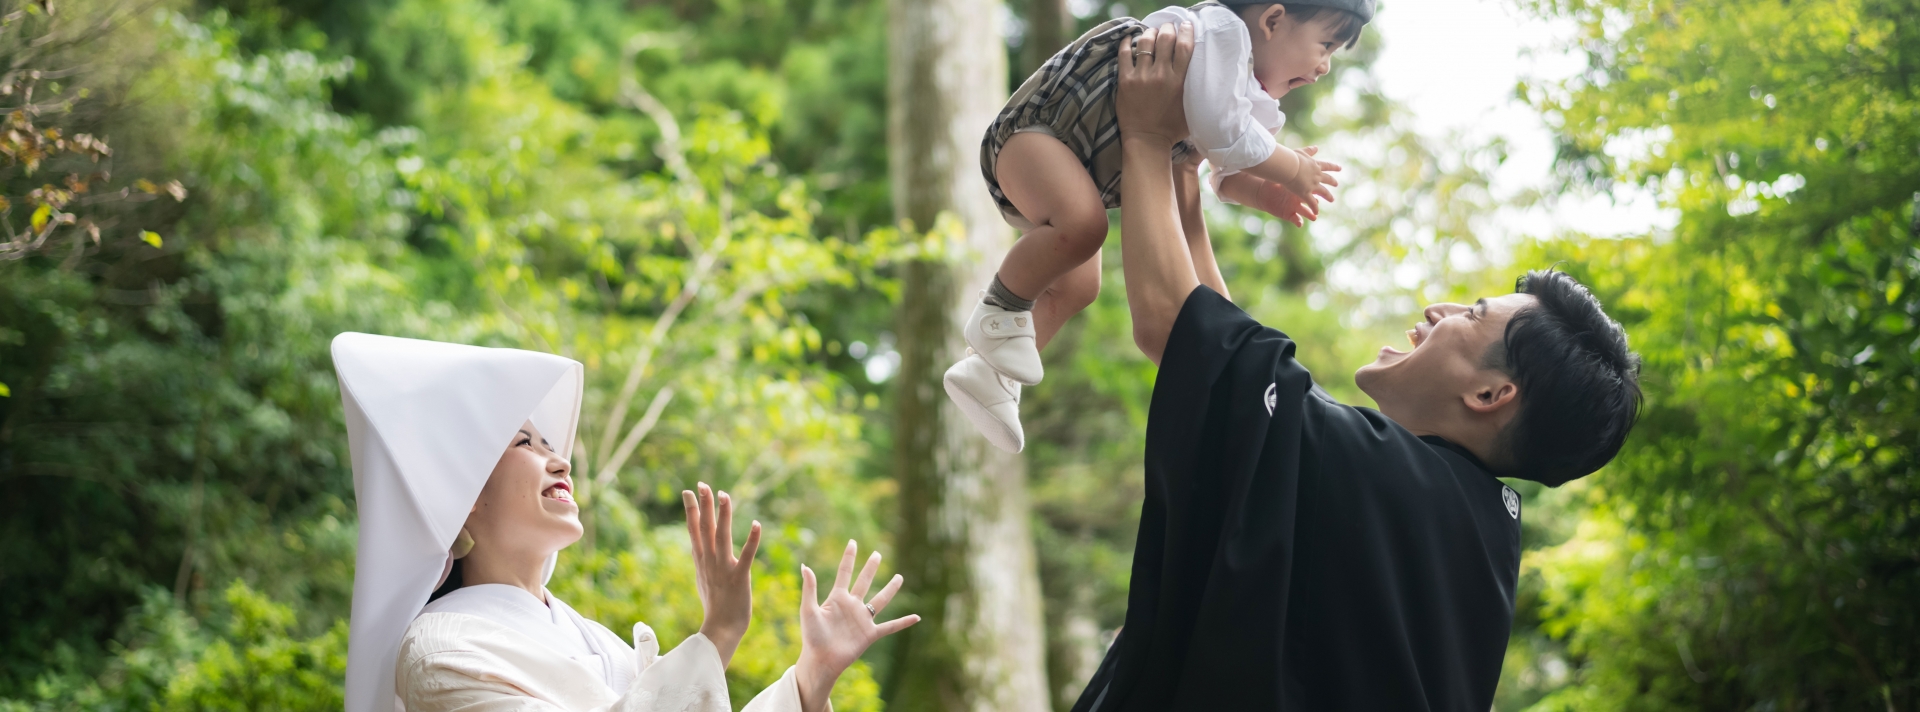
[1367,0,1674,239]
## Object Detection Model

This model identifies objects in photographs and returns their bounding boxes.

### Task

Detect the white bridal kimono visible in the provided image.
[331,333,809,712]
[397,585,808,712]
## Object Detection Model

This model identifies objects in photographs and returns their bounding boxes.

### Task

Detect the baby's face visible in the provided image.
[1247,8,1346,99]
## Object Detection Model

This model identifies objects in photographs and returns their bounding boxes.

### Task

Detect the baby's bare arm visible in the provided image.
[1238,144,1303,187]
[1213,171,1266,208]
[1237,145,1341,204]
[1216,171,1318,227]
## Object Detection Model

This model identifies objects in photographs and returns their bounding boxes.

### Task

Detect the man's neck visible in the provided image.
[1382,408,1508,473]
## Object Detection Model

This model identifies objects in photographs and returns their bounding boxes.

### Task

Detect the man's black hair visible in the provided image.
[1229,3,1367,49]
[1489,269,1642,486]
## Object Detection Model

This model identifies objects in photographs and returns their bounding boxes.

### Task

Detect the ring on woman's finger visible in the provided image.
[1133,50,1154,58]
[865,603,877,617]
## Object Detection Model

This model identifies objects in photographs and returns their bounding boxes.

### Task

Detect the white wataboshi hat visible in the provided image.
[332,332,584,712]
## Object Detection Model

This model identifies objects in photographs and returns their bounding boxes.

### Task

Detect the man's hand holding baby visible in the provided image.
[1117,23,1196,151]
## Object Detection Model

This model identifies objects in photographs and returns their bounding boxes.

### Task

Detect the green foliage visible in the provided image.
[156,583,347,711]
[1493,0,1920,707]
[3,0,899,707]
[0,4,404,689]
[0,1,185,263]
[0,583,345,712]
[236,0,895,227]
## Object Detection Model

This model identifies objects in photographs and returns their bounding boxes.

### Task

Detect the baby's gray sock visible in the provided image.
[983,274,1036,312]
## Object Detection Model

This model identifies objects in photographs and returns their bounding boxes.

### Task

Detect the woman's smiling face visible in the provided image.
[463,420,582,561]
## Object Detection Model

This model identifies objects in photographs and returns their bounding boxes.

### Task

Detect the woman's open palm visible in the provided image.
[683,482,760,667]
[795,541,919,712]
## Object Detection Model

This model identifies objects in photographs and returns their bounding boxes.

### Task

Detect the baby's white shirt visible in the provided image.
[1140,3,1284,195]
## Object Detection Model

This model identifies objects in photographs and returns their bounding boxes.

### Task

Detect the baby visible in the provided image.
[945,0,1372,452]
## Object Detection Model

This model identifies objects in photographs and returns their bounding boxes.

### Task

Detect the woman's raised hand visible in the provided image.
[1116,21,1196,149]
[683,482,761,667]
[794,541,920,712]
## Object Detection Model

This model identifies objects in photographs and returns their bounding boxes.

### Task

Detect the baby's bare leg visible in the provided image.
[1034,248,1100,350]
[995,132,1110,305]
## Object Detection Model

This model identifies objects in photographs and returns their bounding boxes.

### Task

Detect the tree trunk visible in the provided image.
[1047,580,1108,712]
[884,0,1051,710]
[1024,0,1074,75]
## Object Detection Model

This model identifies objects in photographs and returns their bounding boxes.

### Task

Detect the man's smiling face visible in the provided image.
[1356,293,1538,422]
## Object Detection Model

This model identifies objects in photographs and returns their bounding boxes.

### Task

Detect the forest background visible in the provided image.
[0,0,1913,709]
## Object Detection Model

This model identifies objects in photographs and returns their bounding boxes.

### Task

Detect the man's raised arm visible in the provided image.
[1175,155,1230,303]
[1116,22,1201,365]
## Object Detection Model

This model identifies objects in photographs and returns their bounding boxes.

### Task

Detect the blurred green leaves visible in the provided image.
[1494,0,1920,707]
[2,0,900,707]
[0,583,345,712]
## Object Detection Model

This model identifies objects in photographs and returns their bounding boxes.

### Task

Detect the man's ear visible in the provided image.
[1463,378,1519,415]
[1259,4,1287,41]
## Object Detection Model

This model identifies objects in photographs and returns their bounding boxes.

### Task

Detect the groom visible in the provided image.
[1072,24,1642,712]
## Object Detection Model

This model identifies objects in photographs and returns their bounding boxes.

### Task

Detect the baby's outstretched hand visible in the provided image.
[794,541,920,712]
[1283,145,1341,206]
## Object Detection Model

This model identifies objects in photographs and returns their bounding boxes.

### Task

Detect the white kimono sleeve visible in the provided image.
[397,613,816,712]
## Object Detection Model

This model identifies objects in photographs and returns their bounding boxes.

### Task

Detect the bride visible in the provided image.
[334,333,916,712]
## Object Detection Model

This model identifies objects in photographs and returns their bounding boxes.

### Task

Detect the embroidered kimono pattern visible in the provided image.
[396,611,813,712]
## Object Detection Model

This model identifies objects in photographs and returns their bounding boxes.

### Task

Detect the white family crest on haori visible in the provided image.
[1264,383,1278,416]
[1502,485,1520,520]
[332,333,584,712]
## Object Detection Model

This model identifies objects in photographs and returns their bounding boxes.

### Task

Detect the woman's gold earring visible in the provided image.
[451,527,476,560]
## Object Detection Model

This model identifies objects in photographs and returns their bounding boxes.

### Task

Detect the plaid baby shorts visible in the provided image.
[981,17,1196,230]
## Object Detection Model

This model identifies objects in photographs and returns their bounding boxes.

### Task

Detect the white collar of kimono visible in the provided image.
[332,332,584,712]
[420,584,594,659]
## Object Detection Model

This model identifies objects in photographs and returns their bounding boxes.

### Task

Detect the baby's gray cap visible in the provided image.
[1214,0,1376,25]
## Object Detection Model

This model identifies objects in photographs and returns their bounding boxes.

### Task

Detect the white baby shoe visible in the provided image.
[944,350,1024,454]
[964,298,1043,385]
